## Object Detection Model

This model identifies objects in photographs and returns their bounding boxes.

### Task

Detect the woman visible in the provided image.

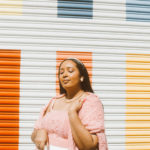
[31,58,108,150]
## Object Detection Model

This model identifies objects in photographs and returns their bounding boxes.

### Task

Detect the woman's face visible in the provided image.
[59,60,82,90]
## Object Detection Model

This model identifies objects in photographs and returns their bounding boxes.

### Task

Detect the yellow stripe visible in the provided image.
[127,101,150,106]
[0,0,22,15]
[126,129,150,136]
[127,71,150,77]
[126,145,150,150]
[126,121,150,128]
[126,116,150,120]
[126,53,150,150]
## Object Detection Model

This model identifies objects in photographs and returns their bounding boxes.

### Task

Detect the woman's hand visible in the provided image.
[34,129,48,150]
[69,98,85,113]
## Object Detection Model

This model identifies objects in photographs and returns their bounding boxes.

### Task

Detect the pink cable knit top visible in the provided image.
[34,92,108,150]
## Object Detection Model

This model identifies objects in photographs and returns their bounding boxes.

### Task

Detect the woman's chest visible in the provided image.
[42,111,69,138]
[46,99,73,113]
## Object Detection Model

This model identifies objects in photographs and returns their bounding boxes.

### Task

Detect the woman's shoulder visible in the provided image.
[40,94,65,114]
[83,92,103,108]
[42,94,64,108]
[85,92,100,101]
[79,92,103,118]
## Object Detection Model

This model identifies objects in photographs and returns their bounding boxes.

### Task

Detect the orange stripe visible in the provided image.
[0,69,20,74]
[0,74,20,76]
[0,61,20,66]
[0,147,18,150]
[0,146,18,150]
[0,89,20,92]
[0,115,19,120]
[0,50,20,53]
[0,84,19,89]
[0,106,19,112]
[0,137,18,143]
[0,50,20,150]
[0,122,19,128]
[0,76,20,81]
[56,51,92,94]
[0,53,20,58]
[0,92,19,97]
[0,128,19,136]
[0,98,19,105]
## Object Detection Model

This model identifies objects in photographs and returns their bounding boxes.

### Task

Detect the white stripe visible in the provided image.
[92,52,126,150]
[19,51,56,150]
[23,0,57,18]
[94,0,126,20]
[48,145,68,150]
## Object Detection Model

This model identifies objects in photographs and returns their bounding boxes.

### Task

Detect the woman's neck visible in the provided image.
[65,88,84,99]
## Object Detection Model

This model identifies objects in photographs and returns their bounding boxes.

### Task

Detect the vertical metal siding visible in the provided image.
[19,51,56,150]
[58,0,93,19]
[126,0,150,22]
[0,0,149,150]
[92,53,126,150]
[0,50,21,150]
[0,0,22,15]
[126,54,150,150]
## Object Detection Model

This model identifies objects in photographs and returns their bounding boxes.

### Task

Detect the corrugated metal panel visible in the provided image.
[0,0,149,150]
[126,0,150,22]
[126,54,150,150]
[19,51,56,150]
[0,0,22,15]
[93,53,126,150]
[58,0,93,19]
[0,50,21,150]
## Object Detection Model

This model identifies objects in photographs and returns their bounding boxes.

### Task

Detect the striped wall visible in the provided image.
[58,0,93,19]
[0,0,149,150]
[0,0,22,15]
[19,51,56,150]
[0,50,21,150]
[126,0,150,22]
[126,54,150,150]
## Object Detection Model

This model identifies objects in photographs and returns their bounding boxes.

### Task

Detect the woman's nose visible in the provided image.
[63,71,68,77]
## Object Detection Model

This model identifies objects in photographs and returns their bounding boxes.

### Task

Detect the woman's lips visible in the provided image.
[63,80,70,84]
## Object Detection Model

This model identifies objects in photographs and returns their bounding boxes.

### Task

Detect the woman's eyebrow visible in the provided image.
[61,66,73,69]
[60,66,74,71]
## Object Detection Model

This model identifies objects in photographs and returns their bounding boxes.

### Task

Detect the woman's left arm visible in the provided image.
[68,105,98,150]
[68,110,98,150]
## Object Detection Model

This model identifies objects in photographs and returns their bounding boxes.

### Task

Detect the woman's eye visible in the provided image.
[60,71,64,74]
[69,69,73,73]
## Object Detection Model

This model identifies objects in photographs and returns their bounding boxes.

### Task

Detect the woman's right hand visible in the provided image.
[34,129,48,150]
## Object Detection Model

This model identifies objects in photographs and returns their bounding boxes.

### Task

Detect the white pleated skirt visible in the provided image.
[50,145,68,150]
[45,145,68,150]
